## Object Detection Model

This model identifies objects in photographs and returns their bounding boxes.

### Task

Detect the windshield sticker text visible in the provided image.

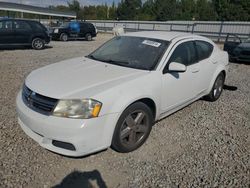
[142,40,161,47]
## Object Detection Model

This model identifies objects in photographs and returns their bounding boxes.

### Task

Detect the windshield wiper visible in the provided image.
[86,55,130,66]
[101,59,129,65]
[86,54,99,61]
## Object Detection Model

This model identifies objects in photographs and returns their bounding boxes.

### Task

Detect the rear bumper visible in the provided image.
[16,91,119,157]
[45,37,51,44]
[43,34,51,44]
[92,33,97,37]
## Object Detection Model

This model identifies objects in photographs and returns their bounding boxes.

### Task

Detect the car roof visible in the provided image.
[0,18,36,22]
[69,21,92,24]
[123,31,198,41]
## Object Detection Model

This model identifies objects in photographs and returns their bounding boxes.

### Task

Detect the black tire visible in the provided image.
[60,33,68,41]
[31,38,45,50]
[111,102,153,153]
[85,33,92,41]
[205,72,225,102]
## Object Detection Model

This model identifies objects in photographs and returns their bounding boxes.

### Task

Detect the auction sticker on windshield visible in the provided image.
[142,40,161,47]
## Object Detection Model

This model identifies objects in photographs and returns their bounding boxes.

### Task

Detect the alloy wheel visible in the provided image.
[120,110,149,147]
[213,75,224,98]
[32,38,44,50]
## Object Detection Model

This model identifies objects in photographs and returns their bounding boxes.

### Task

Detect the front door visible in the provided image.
[160,40,200,113]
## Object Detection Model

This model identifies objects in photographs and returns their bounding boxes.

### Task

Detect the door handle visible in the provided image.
[212,61,218,64]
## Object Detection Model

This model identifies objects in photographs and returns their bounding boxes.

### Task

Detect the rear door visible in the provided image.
[0,20,15,44]
[69,22,80,37]
[194,40,216,93]
[79,23,88,37]
[13,20,32,44]
[223,34,241,55]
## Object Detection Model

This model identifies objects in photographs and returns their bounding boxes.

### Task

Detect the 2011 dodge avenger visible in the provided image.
[16,31,229,157]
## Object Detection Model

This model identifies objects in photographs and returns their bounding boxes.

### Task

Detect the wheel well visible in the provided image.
[221,70,226,78]
[31,36,44,41]
[133,98,156,119]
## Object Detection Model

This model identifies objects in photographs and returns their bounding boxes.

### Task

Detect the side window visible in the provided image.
[13,21,31,30]
[87,24,94,29]
[0,21,12,30]
[168,41,196,66]
[195,41,214,61]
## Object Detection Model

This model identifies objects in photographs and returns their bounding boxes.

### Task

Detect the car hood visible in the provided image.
[25,57,147,99]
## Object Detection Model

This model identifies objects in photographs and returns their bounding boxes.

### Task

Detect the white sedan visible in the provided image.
[16,31,229,157]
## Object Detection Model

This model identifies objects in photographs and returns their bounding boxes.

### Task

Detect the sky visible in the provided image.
[0,0,120,6]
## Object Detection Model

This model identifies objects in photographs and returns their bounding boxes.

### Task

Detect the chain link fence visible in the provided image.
[89,20,250,42]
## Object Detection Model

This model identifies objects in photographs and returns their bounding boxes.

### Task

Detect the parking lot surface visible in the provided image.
[0,34,249,188]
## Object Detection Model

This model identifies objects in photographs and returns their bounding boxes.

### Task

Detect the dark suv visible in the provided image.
[223,34,250,62]
[51,21,97,41]
[0,19,50,50]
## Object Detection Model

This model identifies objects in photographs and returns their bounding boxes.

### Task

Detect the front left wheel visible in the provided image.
[111,102,153,153]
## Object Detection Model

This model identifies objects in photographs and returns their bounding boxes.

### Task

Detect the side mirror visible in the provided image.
[168,62,187,72]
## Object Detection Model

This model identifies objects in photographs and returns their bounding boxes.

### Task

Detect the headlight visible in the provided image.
[53,99,102,119]
[54,29,59,33]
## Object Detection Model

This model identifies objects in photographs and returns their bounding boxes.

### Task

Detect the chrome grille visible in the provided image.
[22,85,58,115]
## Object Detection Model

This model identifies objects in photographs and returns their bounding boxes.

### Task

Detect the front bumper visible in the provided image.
[50,33,60,40]
[16,92,119,157]
[230,52,250,62]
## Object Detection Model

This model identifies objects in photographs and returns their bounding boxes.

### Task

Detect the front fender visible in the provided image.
[99,92,159,147]
[100,85,160,118]
[92,72,161,145]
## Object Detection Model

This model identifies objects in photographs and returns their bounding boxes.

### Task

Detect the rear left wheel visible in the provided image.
[31,38,45,50]
[60,33,68,41]
[85,33,92,41]
[205,72,225,102]
[111,102,153,153]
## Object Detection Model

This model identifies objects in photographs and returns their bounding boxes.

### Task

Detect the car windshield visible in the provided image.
[87,36,169,70]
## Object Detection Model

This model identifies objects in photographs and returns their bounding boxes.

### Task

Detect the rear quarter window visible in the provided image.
[195,40,214,61]
[86,23,94,29]
[31,22,46,31]
[13,21,32,30]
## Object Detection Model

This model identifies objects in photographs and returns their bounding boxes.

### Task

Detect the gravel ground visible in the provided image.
[0,34,249,188]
